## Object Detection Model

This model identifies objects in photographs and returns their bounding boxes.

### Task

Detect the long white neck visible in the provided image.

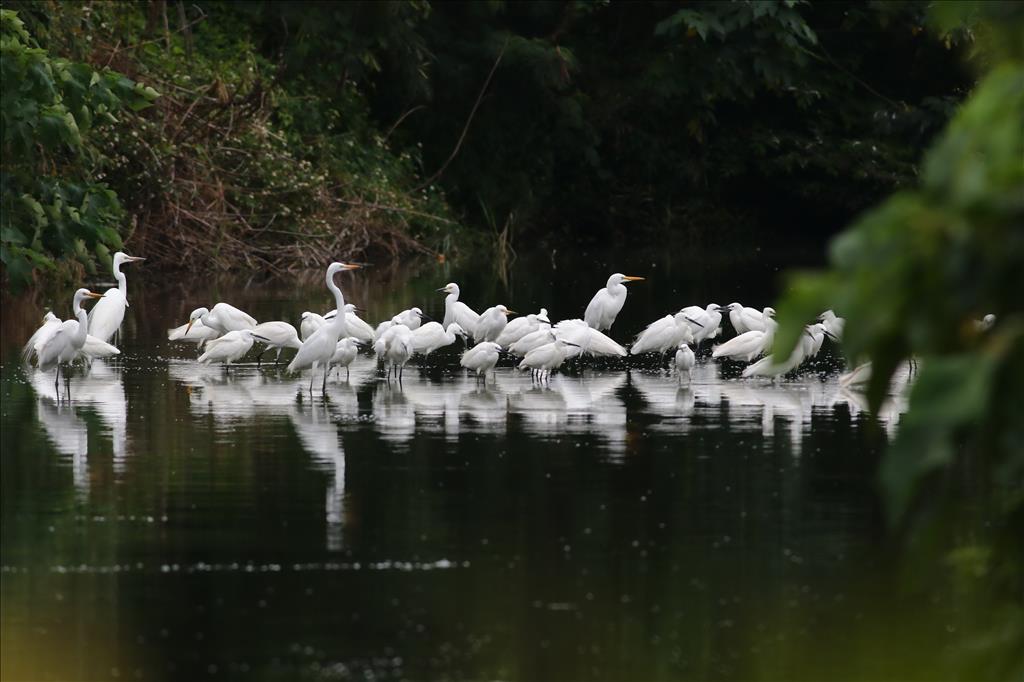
[608,281,627,300]
[326,274,347,335]
[72,299,89,346]
[114,262,127,295]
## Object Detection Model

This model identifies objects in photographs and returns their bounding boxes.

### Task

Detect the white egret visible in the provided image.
[741,327,815,379]
[185,303,257,335]
[412,322,468,355]
[518,339,582,381]
[35,288,104,392]
[330,338,360,379]
[553,319,627,358]
[630,311,698,355]
[495,307,549,347]
[22,312,60,364]
[326,304,374,343]
[373,318,406,362]
[675,343,696,381]
[168,318,220,348]
[722,303,770,334]
[87,251,146,343]
[807,323,837,358]
[818,310,846,340]
[288,262,363,392]
[438,282,481,330]
[380,324,414,380]
[680,304,724,344]
[252,321,302,365]
[460,341,502,380]
[396,307,428,330]
[509,327,557,357]
[584,273,644,331]
[474,304,515,342]
[712,312,778,362]
[300,311,328,341]
[198,329,264,365]
[79,335,121,362]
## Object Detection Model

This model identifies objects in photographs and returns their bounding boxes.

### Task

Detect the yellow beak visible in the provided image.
[185,319,195,334]
[85,291,105,299]
[623,276,645,282]
[504,309,517,316]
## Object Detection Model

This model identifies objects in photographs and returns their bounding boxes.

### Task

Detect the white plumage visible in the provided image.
[438,283,481,331]
[412,322,467,355]
[22,312,61,364]
[460,341,502,377]
[377,324,414,379]
[495,308,549,347]
[583,273,644,331]
[168,318,220,348]
[288,262,362,391]
[680,304,724,343]
[554,319,627,358]
[330,338,360,378]
[35,289,104,390]
[327,305,375,343]
[300,312,328,341]
[87,251,145,343]
[630,312,695,355]
[518,339,579,378]
[819,310,845,340]
[188,303,258,335]
[252,321,302,364]
[674,343,696,381]
[509,328,556,357]
[741,327,814,378]
[712,315,778,362]
[198,329,257,365]
[474,304,513,342]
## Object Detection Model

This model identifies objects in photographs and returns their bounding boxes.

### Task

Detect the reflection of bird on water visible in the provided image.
[33,387,90,498]
[289,403,346,551]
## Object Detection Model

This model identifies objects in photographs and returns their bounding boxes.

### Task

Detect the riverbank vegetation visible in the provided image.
[3,0,974,288]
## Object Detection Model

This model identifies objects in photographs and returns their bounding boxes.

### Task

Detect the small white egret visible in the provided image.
[712,312,778,362]
[818,310,846,340]
[35,288,104,392]
[288,262,362,392]
[680,304,724,344]
[412,322,468,355]
[87,251,146,343]
[438,283,481,331]
[373,318,406,362]
[395,307,428,330]
[674,343,695,381]
[327,305,374,343]
[518,339,582,380]
[495,308,549,347]
[168,318,220,348]
[460,341,502,380]
[630,311,698,355]
[474,304,515,342]
[380,324,414,380]
[553,319,627,358]
[741,326,815,379]
[509,327,556,357]
[186,303,257,335]
[300,312,328,341]
[251,321,302,365]
[198,329,263,365]
[584,273,644,331]
[330,338,360,379]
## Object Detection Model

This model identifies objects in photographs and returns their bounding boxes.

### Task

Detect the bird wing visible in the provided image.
[584,328,627,357]
[453,302,480,331]
[212,302,258,330]
[631,316,674,354]
[23,319,60,363]
[347,316,375,343]
[584,289,610,329]
[37,321,79,370]
[81,335,120,359]
[87,288,127,343]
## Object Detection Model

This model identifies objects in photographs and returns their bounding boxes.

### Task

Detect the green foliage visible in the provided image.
[0,8,156,288]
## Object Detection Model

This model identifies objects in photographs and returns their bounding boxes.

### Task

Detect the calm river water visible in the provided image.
[0,247,983,681]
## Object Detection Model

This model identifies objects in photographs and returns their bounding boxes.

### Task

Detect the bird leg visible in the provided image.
[256,347,267,367]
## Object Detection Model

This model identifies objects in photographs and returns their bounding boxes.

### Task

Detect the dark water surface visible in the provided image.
[0,249,972,681]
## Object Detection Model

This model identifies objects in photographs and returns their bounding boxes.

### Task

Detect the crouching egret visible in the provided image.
[87,251,146,343]
[186,303,258,335]
[741,326,816,379]
[519,339,581,381]
[630,311,698,355]
[35,289,104,392]
[460,341,502,380]
[288,262,363,392]
[680,304,723,344]
[412,322,468,355]
[554,319,627,358]
[712,311,777,362]
[375,324,414,380]
[509,328,556,357]
[252,321,303,365]
[168,318,220,349]
[584,273,644,331]
[325,304,375,343]
[438,283,481,330]
[331,338,360,379]
[198,329,266,365]
[675,343,695,382]
[475,305,515,342]
[495,308,549,347]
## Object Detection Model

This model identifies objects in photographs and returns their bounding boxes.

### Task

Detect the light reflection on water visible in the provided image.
[0,263,966,682]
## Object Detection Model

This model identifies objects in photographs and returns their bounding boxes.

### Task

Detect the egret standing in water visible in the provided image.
[184,303,258,336]
[87,251,146,343]
[35,288,104,394]
[474,304,515,342]
[251,321,303,365]
[288,262,362,392]
[460,341,502,381]
[519,339,582,381]
[412,322,468,356]
[675,343,695,382]
[198,329,266,366]
[495,308,549,347]
[584,273,644,331]
[438,283,481,330]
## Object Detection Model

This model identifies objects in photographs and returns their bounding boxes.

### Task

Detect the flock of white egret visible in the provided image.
[20,253,861,397]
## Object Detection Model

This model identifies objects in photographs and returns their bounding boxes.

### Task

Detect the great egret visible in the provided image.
[460,341,501,380]
[198,329,265,365]
[509,328,556,357]
[168,318,220,348]
[251,321,302,365]
[438,283,480,330]
[22,312,60,364]
[519,339,581,380]
[818,310,845,340]
[412,322,468,355]
[675,343,695,381]
[330,338,360,379]
[24,311,119,366]
[474,304,515,342]
[495,308,549,347]
[553,319,627,358]
[87,251,146,343]
[712,312,778,362]
[630,311,698,355]
[288,262,362,392]
[584,273,644,331]
[185,303,257,335]
[35,288,104,392]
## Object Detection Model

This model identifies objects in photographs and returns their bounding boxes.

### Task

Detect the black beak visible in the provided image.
[563,341,582,348]
[717,306,730,313]
[435,287,448,293]
[823,330,838,340]
[353,340,371,350]
[537,317,551,325]
[685,316,704,328]
[417,312,434,322]
[252,333,271,343]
